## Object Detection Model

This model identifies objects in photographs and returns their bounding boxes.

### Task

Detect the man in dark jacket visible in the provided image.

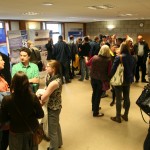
[53,35,71,83]
[78,36,91,81]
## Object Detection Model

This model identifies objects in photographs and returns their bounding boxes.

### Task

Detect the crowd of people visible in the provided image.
[0,42,63,150]
[45,34,150,150]
[0,33,150,150]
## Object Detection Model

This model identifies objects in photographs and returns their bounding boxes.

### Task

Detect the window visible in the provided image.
[0,22,3,28]
[45,23,62,44]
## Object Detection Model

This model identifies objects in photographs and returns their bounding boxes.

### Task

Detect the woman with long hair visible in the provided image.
[110,42,134,123]
[37,60,63,150]
[1,71,44,150]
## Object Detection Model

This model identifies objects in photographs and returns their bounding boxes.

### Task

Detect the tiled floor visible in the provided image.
[39,75,149,150]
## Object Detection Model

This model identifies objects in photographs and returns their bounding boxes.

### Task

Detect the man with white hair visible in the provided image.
[133,35,150,83]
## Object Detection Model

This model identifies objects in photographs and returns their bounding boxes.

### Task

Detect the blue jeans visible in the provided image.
[91,78,103,115]
[79,58,89,80]
[114,85,130,118]
[48,109,63,150]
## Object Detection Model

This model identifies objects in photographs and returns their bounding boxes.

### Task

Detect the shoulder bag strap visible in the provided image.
[140,109,150,124]
[120,55,122,63]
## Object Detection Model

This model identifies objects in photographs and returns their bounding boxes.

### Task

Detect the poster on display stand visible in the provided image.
[28,30,49,50]
[7,30,28,64]
[68,29,83,41]
[28,30,50,67]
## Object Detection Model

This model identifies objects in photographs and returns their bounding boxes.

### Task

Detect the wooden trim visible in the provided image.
[19,20,26,30]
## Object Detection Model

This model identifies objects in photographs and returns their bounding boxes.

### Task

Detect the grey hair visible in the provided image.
[98,45,111,57]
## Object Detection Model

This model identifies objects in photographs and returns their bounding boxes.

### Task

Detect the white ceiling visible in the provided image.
[1,0,150,22]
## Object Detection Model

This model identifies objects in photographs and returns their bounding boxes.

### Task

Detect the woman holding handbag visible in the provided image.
[110,42,134,123]
[1,71,44,150]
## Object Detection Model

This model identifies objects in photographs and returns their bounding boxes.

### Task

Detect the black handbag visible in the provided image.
[136,84,150,117]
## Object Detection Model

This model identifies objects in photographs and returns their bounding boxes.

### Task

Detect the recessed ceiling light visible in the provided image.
[88,4,114,10]
[88,6,97,10]
[68,17,78,18]
[23,12,39,15]
[97,5,113,9]
[119,13,132,17]
[42,2,53,6]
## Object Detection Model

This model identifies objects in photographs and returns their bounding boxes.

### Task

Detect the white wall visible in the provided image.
[10,21,19,30]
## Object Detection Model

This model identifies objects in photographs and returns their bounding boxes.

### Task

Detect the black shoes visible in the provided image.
[110,101,115,106]
[142,80,149,83]
[93,113,104,117]
[78,78,83,81]
[66,80,71,83]
[110,117,121,123]
[43,134,50,141]
[135,79,149,83]
[121,115,128,121]
[47,146,61,150]
[101,93,108,98]
[111,115,128,123]
[47,148,54,150]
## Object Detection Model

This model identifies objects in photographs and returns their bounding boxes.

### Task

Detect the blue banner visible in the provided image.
[0,28,6,43]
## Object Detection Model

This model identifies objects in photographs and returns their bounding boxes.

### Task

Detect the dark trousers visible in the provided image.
[60,62,70,83]
[135,56,146,81]
[91,78,103,115]
[111,85,116,102]
[114,85,130,118]
[0,130,9,150]
[144,127,150,150]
